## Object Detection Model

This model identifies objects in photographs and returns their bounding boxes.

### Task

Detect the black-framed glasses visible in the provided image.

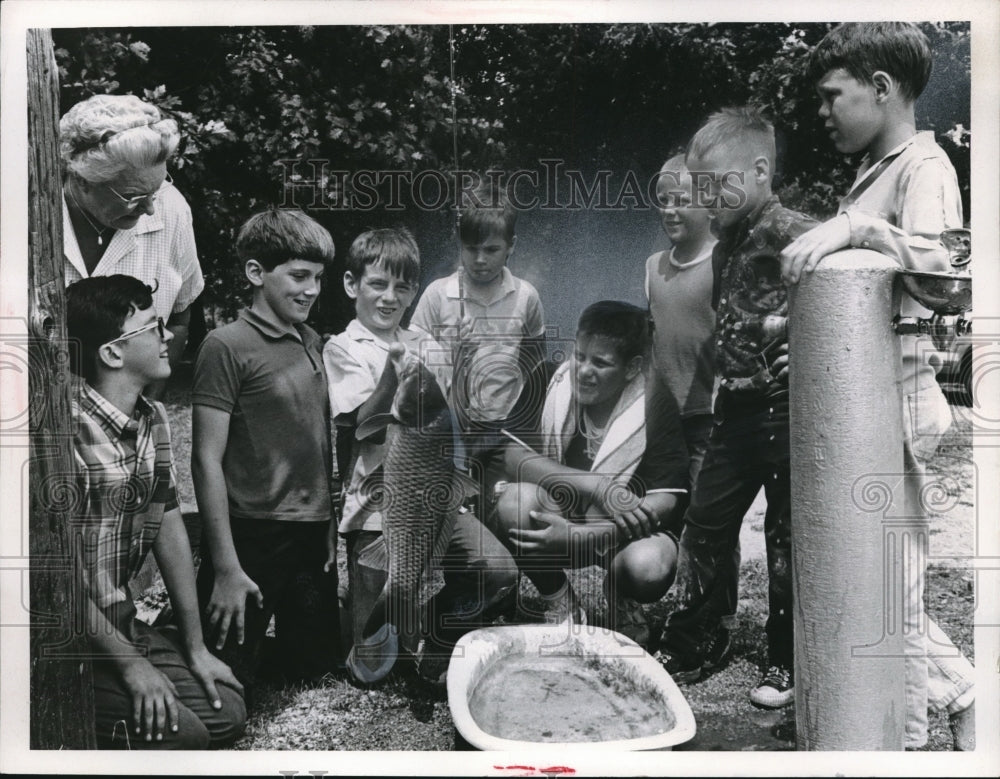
[107,172,174,210]
[102,317,166,347]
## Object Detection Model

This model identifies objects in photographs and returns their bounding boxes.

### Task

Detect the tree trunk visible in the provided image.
[27,27,97,750]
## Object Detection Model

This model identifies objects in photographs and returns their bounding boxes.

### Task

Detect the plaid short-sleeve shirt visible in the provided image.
[72,381,178,608]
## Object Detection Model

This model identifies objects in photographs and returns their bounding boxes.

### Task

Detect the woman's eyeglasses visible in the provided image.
[102,317,166,347]
[107,173,174,210]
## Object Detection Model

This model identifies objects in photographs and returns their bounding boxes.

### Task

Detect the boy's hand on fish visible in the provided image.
[457,315,476,344]
[780,214,851,284]
[510,511,571,557]
[206,568,264,649]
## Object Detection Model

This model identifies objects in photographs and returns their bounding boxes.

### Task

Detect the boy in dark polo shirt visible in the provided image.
[193,208,338,691]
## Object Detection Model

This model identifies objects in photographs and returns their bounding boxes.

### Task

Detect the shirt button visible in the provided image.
[861,240,871,248]
[720,298,727,305]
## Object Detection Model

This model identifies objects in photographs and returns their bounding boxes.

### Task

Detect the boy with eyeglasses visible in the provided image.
[66,274,246,749]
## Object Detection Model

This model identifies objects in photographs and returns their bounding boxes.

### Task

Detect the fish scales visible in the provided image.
[380,408,458,614]
[347,347,464,682]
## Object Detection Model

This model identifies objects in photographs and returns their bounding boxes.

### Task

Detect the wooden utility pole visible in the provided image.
[27,27,96,749]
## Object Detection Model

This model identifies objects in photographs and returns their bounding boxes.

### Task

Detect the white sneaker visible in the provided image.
[749,665,794,709]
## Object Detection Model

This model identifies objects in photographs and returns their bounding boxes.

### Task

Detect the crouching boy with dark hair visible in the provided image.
[493,300,688,646]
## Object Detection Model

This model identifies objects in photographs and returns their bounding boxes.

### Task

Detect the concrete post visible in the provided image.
[789,250,906,750]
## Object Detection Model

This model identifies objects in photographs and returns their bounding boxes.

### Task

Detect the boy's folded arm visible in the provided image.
[502,442,610,502]
[844,210,951,272]
[841,159,960,273]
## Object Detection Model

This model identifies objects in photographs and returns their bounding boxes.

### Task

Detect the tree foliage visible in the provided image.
[53,22,971,336]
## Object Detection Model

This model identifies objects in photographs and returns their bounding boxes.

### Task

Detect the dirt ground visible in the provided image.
[151,381,977,752]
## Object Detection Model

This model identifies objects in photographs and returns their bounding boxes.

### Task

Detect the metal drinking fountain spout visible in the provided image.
[893,228,972,341]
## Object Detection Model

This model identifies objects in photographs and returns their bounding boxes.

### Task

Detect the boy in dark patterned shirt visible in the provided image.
[658,107,817,709]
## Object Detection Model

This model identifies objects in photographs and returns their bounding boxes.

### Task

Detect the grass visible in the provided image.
[151,368,977,751]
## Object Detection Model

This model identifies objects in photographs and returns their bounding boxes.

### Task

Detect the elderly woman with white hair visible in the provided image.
[60,93,204,381]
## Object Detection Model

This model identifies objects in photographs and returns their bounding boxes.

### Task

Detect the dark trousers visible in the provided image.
[196,518,341,688]
[664,394,793,669]
[93,599,246,749]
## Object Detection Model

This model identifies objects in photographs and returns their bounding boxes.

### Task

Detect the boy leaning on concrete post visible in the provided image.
[780,21,974,751]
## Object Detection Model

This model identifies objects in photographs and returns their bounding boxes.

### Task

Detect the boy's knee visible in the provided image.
[97,706,212,750]
[611,539,678,602]
[485,554,519,593]
[495,481,547,532]
[172,707,213,750]
[207,682,248,748]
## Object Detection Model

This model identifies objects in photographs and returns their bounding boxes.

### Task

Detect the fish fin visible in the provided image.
[355,413,396,441]
[356,533,389,571]
[345,623,399,684]
[453,470,480,500]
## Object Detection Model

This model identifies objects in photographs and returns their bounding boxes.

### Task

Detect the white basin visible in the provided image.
[447,623,696,751]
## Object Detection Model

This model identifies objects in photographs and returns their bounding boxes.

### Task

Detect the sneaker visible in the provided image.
[749,665,794,709]
[654,649,702,684]
[609,595,650,648]
[701,626,733,672]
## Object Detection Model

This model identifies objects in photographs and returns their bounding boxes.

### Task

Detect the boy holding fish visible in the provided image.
[323,226,518,686]
[192,208,340,694]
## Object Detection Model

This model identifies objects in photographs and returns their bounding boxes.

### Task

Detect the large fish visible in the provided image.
[346,343,467,683]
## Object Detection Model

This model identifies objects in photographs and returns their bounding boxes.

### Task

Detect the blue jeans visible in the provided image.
[664,392,792,668]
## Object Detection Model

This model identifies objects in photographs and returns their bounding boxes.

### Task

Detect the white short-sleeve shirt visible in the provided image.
[323,319,452,533]
[63,185,205,320]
